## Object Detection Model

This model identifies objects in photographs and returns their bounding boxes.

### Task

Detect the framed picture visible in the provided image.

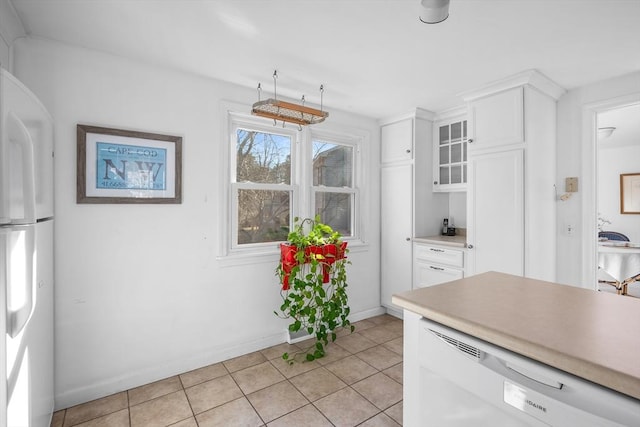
[620,173,640,214]
[77,125,182,204]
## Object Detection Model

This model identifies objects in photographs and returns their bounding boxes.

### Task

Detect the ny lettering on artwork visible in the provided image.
[102,159,163,182]
[96,142,167,190]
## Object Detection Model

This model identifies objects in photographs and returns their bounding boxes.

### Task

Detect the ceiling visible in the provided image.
[598,103,640,149]
[8,0,640,120]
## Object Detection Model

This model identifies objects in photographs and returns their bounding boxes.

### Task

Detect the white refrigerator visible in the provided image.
[0,68,54,427]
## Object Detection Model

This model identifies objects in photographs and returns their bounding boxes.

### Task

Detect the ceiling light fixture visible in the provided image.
[597,126,616,139]
[419,0,450,24]
[252,70,328,128]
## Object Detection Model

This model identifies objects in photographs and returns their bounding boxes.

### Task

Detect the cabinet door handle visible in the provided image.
[406,149,411,153]
[467,244,474,249]
[406,237,411,241]
[433,181,438,185]
[429,248,444,252]
[429,266,445,271]
[468,138,474,143]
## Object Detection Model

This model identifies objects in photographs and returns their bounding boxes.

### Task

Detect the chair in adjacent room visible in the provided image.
[598,231,630,241]
[598,231,639,297]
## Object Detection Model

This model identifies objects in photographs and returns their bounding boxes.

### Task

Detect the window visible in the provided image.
[231,124,296,248]
[225,107,366,256]
[312,139,356,237]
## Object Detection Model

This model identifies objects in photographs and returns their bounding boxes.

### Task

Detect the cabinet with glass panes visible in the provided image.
[433,112,467,192]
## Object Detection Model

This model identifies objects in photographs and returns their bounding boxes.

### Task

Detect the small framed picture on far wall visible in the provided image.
[620,173,640,214]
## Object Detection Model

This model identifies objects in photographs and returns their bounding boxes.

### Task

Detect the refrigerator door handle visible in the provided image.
[7,111,37,224]
[6,227,37,338]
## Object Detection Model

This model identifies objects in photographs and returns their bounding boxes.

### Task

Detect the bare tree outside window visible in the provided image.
[313,140,354,236]
[236,129,291,244]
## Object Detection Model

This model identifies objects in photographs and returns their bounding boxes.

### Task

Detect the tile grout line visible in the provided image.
[176,373,199,426]
[228,359,269,426]
[283,364,345,426]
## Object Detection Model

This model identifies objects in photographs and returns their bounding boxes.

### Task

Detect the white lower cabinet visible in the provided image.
[381,163,413,307]
[413,243,465,288]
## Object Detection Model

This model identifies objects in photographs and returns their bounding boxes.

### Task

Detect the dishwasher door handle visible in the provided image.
[506,362,563,389]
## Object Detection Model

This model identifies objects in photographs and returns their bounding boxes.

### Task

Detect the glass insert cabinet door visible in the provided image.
[434,118,467,191]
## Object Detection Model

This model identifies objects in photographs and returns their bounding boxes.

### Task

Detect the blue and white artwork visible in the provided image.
[96,142,167,191]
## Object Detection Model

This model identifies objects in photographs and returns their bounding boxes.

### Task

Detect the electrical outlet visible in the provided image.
[567,224,574,236]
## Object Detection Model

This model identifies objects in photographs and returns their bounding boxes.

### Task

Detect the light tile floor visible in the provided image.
[51,314,404,427]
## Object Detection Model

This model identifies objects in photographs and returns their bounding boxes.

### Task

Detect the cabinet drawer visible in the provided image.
[414,261,464,288]
[415,244,464,268]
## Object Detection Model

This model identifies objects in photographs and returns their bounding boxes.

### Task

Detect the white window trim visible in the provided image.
[309,129,362,240]
[218,100,369,265]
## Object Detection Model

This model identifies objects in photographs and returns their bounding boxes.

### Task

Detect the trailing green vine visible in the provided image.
[275,216,354,363]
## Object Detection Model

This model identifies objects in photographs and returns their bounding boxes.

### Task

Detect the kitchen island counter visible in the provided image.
[392,271,640,400]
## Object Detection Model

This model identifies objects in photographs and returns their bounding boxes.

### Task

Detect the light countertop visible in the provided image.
[413,234,466,248]
[392,272,640,400]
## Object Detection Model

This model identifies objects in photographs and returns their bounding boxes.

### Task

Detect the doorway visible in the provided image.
[585,98,640,293]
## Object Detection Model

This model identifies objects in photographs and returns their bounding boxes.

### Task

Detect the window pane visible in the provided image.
[439,166,449,185]
[451,122,462,141]
[237,189,290,244]
[439,125,449,145]
[315,192,352,237]
[236,129,291,184]
[439,145,449,165]
[313,141,353,187]
[451,165,462,184]
[451,143,462,163]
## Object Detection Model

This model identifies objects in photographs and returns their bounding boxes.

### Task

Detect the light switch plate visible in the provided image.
[565,177,578,192]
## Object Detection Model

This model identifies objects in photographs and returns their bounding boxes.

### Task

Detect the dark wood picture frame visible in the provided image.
[77,125,182,204]
[620,173,640,214]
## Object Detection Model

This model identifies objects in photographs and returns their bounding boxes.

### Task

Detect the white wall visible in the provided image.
[0,0,25,69]
[556,71,640,287]
[598,144,640,242]
[12,37,382,409]
[447,192,466,229]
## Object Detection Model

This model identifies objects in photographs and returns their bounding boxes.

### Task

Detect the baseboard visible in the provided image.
[286,329,314,344]
[54,305,391,410]
[351,306,387,322]
[384,306,404,319]
[54,331,284,410]
[284,305,388,344]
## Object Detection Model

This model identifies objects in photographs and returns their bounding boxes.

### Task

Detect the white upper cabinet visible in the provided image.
[381,118,413,163]
[433,112,468,192]
[467,86,524,151]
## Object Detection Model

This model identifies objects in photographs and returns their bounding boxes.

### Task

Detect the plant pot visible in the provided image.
[280,243,348,288]
[280,243,298,291]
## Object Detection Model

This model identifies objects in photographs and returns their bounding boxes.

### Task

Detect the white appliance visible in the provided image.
[1,68,54,427]
[418,318,640,426]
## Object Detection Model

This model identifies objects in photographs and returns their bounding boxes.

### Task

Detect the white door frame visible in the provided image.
[581,93,640,288]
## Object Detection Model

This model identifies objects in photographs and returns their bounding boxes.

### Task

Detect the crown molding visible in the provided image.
[459,69,566,102]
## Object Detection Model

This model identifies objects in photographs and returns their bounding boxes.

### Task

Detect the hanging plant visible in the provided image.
[275,216,354,363]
